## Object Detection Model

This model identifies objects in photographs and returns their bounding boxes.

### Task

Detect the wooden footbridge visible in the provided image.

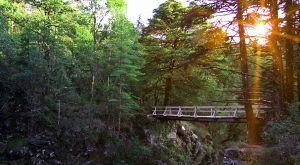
[152,105,270,123]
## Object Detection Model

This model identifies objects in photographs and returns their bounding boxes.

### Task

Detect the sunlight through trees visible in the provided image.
[1,0,300,164]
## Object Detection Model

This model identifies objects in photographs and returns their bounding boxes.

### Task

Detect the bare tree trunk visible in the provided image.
[90,71,95,102]
[10,19,14,33]
[91,11,97,103]
[297,14,300,108]
[90,12,97,103]
[237,0,258,144]
[285,0,295,104]
[118,47,123,135]
[270,0,285,117]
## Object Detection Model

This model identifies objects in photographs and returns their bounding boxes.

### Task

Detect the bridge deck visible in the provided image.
[152,105,270,123]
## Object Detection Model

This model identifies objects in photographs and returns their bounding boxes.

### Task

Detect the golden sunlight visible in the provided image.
[248,21,270,45]
[254,22,267,37]
[245,7,271,45]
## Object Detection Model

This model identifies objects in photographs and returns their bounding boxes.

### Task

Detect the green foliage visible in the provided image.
[7,138,27,149]
[266,103,300,144]
[107,135,152,165]
[98,13,144,116]
[1,2,147,164]
[126,137,153,163]
[288,155,300,164]
[107,0,127,15]
[261,103,300,164]
[3,0,294,164]
[259,147,283,165]
[141,0,211,106]
[36,106,57,128]
[140,0,237,108]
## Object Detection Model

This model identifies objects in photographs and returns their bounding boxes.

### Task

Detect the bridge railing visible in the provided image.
[152,105,269,118]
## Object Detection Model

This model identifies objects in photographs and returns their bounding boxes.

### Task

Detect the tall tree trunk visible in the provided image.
[90,71,95,102]
[298,49,300,105]
[298,65,300,111]
[9,19,14,33]
[90,12,97,102]
[285,0,295,104]
[9,0,15,33]
[237,0,258,144]
[270,0,285,117]
[118,46,123,135]
[297,11,300,108]
[163,77,172,106]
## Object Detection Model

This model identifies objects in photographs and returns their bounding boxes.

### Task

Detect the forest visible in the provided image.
[0,0,300,164]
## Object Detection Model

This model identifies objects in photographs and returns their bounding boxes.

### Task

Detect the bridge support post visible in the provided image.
[177,106,182,117]
[212,108,216,118]
[163,107,167,116]
[233,108,238,117]
[153,107,157,115]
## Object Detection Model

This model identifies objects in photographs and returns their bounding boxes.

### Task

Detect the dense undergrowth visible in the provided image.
[260,103,300,164]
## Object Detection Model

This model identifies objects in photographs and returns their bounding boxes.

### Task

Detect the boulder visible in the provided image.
[191,133,198,142]
[176,125,186,136]
[144,129,155,144]
[176,125,192,144]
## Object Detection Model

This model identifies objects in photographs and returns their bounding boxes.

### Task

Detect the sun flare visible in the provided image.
[254,22,268,37]
[248,21,270,45]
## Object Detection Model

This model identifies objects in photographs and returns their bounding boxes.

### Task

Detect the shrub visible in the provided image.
[262,102,300,164]
[266,103,300,144]
[106,134,153,165]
